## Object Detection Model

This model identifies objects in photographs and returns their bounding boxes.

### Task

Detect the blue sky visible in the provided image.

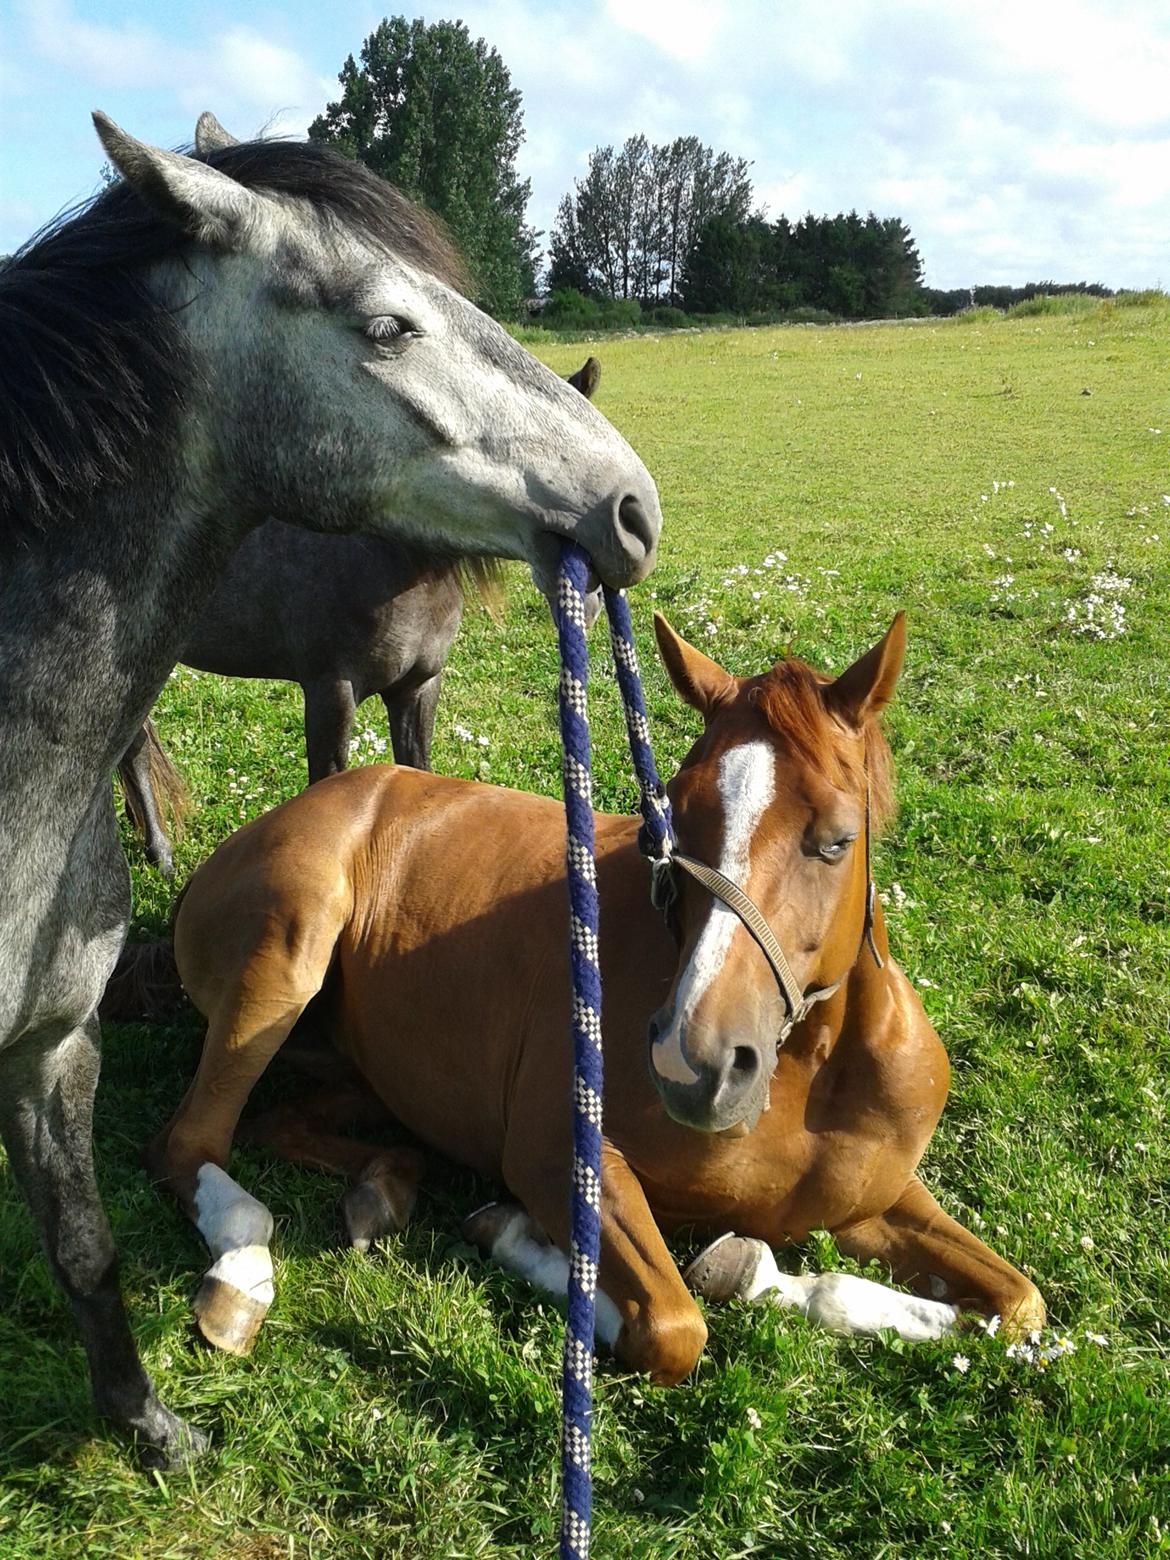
[3,0,1169,288]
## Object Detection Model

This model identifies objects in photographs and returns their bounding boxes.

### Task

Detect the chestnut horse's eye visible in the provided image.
[818,835,856,863]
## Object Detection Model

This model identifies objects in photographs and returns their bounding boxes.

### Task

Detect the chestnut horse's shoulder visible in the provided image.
[864,957,951,1111]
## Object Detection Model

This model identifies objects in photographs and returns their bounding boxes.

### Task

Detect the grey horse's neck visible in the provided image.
[1,484,251,819]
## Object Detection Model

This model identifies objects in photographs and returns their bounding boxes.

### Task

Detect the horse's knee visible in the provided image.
[617,1302,707,1385]
[995,1276,1046,1339]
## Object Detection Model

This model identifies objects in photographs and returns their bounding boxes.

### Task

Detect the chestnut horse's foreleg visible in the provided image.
[148,996,326,1354]
[832,1174,1045,1337]
[237,1090,424,1252]
[473,1142,708,1386]
[685,1232,960,1341]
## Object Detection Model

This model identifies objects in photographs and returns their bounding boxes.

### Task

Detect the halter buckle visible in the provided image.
[649,854,678,916]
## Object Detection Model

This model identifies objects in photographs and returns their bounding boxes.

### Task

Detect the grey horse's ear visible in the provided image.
[93,111,262,249]
[568,357,601,400]
[194,111,240,155]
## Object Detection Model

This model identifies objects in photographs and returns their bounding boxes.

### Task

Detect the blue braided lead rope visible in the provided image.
[601,585,675,860]
[554,546,678,1560]
[554,543,605,1560]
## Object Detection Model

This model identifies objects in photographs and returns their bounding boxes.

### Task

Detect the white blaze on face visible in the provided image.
[194,1162,275,1305]
[651,741,776,1087]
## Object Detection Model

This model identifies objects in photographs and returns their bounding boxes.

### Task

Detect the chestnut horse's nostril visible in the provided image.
[617,494,656,560]
[730,1045,760,1083]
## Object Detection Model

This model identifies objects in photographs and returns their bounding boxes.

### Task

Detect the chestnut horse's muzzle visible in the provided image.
[647,1015,777,1134]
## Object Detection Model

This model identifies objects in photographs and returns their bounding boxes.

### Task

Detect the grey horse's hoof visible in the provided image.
[135,1407,211,1470]
[192,1275,269,1356]
[683,1234,765,1303]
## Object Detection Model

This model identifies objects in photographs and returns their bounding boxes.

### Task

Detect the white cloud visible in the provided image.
[7,0,1170,288]
[13,0,329,141]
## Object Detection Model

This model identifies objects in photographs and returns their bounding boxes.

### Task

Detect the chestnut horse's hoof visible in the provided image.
[192,1275,270,1356]
[343,1180,407,1254]
[462,1200,527,1252]
[683,1234,769,1303]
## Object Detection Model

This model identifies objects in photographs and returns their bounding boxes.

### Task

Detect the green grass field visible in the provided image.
[2,303,1168,1558]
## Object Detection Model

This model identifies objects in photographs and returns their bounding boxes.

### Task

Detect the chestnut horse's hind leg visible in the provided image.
[833,1174,1045,1338]
[237,1090,425,1253]
[0,1019,206,1466]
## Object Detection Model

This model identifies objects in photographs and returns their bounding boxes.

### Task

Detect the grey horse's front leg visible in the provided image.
[302,677,357,784]
[384,673,442,771]
[0,1018,207,1466]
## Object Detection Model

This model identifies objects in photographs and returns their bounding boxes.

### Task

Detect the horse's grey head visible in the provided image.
[93,113,661,593]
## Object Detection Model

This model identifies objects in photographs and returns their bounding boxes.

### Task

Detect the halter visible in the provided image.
[647,779,884,1042]
[552,543,882,1559]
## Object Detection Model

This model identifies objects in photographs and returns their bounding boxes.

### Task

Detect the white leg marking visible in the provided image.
[490,1209,622,1347]
[652,742,776,1086]
[736,1239,959,1342]
[194,1162,275,1305]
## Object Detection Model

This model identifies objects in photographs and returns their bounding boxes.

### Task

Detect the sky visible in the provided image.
[3,0,1169,289]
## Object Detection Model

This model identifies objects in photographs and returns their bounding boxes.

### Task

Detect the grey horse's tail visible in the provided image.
[99,932,185,1022]
[98,873,192,1023]
[120,717,191,843]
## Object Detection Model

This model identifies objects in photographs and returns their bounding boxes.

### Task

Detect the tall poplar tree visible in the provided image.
[310,17,537,317]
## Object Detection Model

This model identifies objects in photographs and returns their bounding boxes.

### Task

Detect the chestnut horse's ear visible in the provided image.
[654,612,735,716]
[826,612,906,729]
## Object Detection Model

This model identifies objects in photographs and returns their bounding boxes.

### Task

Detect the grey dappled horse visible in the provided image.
[117,358,603,879]
[0,109,659,1467]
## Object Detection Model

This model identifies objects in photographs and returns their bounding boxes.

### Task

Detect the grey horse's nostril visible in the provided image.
[617,494,656,559]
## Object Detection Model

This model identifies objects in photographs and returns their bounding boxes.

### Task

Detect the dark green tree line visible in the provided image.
[682,211,925,319]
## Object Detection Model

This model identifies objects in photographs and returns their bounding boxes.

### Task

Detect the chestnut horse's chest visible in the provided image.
[615,988,948,1244]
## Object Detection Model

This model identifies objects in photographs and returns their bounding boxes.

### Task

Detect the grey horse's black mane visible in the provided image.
[0,139,468,548]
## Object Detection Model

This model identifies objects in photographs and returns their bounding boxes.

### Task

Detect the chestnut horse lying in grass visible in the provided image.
[148,613,1044,1378]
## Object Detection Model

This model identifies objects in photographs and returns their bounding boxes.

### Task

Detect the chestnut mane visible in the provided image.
[750,657,895,830]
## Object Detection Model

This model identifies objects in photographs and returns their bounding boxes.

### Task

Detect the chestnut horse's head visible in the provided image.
[647,611,905,1134]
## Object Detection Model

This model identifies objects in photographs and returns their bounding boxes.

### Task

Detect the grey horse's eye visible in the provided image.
[365,315,420,349]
